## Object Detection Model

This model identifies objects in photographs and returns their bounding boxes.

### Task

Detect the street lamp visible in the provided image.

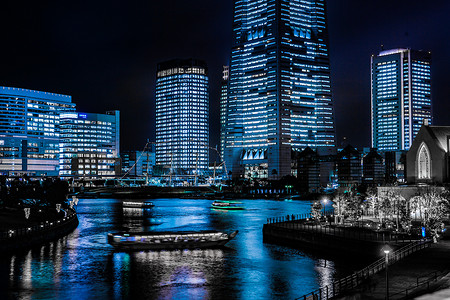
[382,244,392,300]
[322,198,328,217]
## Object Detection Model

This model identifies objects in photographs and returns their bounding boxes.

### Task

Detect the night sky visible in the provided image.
[0,0,449,153]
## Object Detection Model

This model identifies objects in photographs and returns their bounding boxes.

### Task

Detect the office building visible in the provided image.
[219,66,229,161]
[121,146,155,177]
[371,48,432,151]
[0,86,75,176]
[59,111,121,178]
[224,0,336,179]
[155,59,209,177]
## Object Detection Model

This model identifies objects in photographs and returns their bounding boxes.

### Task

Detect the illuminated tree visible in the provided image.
[410,189,450,234]
[311,201,323,221]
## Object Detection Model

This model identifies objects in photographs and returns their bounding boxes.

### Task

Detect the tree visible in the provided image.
[311,201,323,221]
[410,189,450,234]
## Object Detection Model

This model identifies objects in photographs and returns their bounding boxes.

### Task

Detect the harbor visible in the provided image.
[0,198,366,300]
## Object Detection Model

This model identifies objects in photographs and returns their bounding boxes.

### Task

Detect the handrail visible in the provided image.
[266,214,422,243]
[388,271,439,299]
[295,239,432,300]
[0,208,77,240]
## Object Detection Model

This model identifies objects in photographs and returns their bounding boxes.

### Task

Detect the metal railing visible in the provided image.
[296,239,432,300]
[266,216,419,243]
[0,208,77,240]
[388,271,439,300]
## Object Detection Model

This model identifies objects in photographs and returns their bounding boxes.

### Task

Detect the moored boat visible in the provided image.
[107,230,238,250]
[122,201,155,208]
[211,200,244,210]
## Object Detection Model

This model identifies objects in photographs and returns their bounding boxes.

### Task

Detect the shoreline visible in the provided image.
[0,208,79,253]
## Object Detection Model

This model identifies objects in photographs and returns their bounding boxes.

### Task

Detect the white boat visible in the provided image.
[122,201,154,208]
[107,230,238,250]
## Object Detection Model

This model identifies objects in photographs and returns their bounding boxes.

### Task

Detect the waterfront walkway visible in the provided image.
[337,239,450,299]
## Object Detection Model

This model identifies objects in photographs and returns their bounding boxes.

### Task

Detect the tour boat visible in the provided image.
[107,230,238,250]
[211,200,245,210]
[122,201,155,208]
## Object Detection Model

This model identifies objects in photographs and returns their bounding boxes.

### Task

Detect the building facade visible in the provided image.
[362,148,384,186]
[224,0,336,179]
[121,147,155,177]
[155,59,209,178]
[406,124,450,185]
[220,66,229,161]
[371,48,432,151]
[0,86,75,176]
[59,111,121,178]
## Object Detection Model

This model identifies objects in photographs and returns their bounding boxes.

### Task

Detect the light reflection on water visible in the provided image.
[0,198,362,299]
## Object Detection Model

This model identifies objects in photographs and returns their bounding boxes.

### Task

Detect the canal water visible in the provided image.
[1,198,365,299]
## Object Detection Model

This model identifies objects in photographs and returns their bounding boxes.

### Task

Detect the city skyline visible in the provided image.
[0,1,449,151]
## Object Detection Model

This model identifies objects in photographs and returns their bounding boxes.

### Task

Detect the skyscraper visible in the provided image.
[0,86,75,176]
[224,0,336,180]
[155,59,209,179]
[220,66,229,160]
[371,48,432,151]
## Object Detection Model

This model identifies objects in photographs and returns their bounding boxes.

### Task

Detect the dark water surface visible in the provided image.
[1,198,363,299]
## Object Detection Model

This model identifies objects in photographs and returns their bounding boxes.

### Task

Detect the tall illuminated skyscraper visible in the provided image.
[220,66,229,160]
[155,59,209,178]
[224,0,336,179]
[371,48,432,151]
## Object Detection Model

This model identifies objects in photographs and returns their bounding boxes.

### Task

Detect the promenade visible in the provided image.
[264,215,450,299]
[0,207,78,252]
[337,239,450,299]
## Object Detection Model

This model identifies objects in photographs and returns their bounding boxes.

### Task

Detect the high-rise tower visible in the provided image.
[220,66,229,161]
[224,0,336,179]
[155,59,209,178]
[371,48,432,151]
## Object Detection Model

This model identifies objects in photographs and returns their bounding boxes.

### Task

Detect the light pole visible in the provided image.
[382,245,392,300]
[322,198,328,216]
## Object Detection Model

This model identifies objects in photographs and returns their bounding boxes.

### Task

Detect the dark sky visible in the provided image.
[0,0,449,152]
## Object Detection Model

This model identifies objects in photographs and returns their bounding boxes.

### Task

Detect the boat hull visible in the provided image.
[211,206,244,210]
[107,230,238,251]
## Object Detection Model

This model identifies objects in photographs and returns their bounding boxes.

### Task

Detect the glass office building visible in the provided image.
[155,59,209,177]
[220,66,229,160]
[371,48,432,151]
[224,0,336,179]
[59,111,121,178]
[0,86,75,176]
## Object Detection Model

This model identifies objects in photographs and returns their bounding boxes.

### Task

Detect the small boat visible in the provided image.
[122,201,155,208]
[107,230,238,250]
[211,200,244,210]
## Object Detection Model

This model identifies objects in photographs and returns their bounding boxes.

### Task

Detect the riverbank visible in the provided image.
[73,185,311,200]
[0,207,79,252]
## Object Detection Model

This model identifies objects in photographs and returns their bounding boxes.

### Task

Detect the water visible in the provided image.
[0,198,361,299]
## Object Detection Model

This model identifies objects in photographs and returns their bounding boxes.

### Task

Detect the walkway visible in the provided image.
[337,239,450,299]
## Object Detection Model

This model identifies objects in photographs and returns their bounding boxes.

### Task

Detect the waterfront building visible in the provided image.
[297,147,336,193]
[219,66,229,161]
[371,48,432,151]
[121,146,155,177]
[362,148,384,186]
[406,123,450,185]
[224,0,337,179]
[59,111,121,178]
[384,150,406,184]
[336,145,362,187]
[155,59,209,179]
[0,86,75,176]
